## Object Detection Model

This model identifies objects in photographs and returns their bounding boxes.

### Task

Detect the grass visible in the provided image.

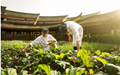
[1,40,118,52]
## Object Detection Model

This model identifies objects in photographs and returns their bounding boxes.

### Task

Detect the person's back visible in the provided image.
[59,21,83,53]
[64,21,83,35]
[65,21,81,28]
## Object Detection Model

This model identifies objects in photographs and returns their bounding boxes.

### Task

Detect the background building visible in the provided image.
[1,6,120,43]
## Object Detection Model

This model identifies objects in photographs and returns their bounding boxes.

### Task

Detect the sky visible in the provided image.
[1,0,120,17]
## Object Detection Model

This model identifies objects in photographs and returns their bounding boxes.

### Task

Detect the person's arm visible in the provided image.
[22,44,31,51]
[21,36,40,53]
[68,34,72,42]
[21,44,31,54]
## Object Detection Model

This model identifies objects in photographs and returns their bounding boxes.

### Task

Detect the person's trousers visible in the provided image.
[73,46,82,50]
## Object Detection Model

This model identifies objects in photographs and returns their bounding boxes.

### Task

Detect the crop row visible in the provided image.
[1,45,120,75]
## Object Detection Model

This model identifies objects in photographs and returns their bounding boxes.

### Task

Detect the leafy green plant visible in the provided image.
[94,50,101,56]
[105,63,120,75]
[95,58,107,64]
[1,68,17,75]
[66,66,82,75]
[1,44,120,75]
[38,64,51,75]
[77,50,93,67]
[54,53,66,60]
[76,69,87,75]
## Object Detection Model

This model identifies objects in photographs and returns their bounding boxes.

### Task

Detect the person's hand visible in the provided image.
[20,49,26,54]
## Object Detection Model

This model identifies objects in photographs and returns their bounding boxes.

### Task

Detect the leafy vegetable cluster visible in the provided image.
[1,45,120,75]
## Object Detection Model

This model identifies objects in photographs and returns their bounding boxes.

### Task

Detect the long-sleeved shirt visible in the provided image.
[30,34,57,51]
[64,21,83,46]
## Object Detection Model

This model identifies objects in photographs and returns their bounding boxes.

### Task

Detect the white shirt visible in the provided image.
[64,21,83,46]
[30,34,57,51]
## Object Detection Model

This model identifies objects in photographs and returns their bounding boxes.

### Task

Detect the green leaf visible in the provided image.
[94,71,108,75]
[7,68,17,75]
[60,54,66,59]
[18,70,28,75]
[66,66,72,75]
[102,52,112,58]
[54,54,61,60]
[21,65,29,70]
[76,69,87,75]
[13,45,23,51]
[51,70,61,75]
[77,50,93,67]
[89,69,94,75]
[94,50,101,56]
[105,63,120,74]
[68,57,73,60]
[53,54,66,60]
[1,67,7,75]
[38,48,45,54]
[50,46,57,52]
[95,57,107,64]
[38,64,51,75]
[33,68,41,75]
[21,70,28,75]
[55,60,70,69]
[66,66,82,75]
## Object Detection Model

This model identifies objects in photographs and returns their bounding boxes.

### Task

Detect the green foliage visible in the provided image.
[50,46,58,52]
[1,68,17,75]
[13,45,23,51]
[68,57,73,60]
[1,43,120,75]
[55,60,70,70]
[8,68,17,75]
[51,70,61,75]
[54,54,66,60]
[38,64,51,75]
[94,71,108,75]
[84,33,120,44]
[105,63,120,75]
[102,52,112,58]
[77,50,93,67]
[89,69,94,75]
[94,50,101,56]
[18,70,29,75]
[66,66,81,75]
[38,48,46,54]
[95,58,107,64]
[76,69,87,75]
[1,40,117,52]
[1,67,7,75]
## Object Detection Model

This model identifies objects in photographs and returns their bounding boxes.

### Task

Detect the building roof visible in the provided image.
[1,5,120,33]
[6,10,40,19]
[1,6,7,19]
[1,23,61,30]
[37,15,68,24]
[1,6,6,12]
[2,18,36,25]
[78,9,120,25]
[66,12,82,21]
[66,12,100,22]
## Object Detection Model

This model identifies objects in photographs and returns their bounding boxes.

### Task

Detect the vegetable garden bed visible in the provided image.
[1,45,120,75]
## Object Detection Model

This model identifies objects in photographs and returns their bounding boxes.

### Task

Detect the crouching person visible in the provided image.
[21,28,57,53]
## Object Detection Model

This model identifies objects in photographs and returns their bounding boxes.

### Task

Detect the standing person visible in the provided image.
[21,28,57,53]
[59,21,83,53]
